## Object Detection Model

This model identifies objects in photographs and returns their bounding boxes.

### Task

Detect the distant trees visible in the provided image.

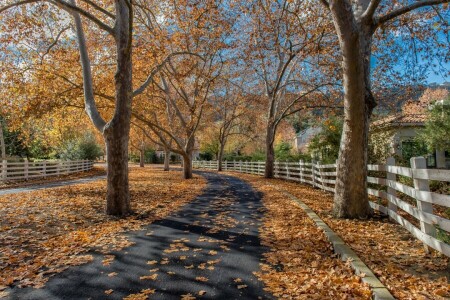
[239,0,339,178]
[308,117,343,164]
[418,96,450,154]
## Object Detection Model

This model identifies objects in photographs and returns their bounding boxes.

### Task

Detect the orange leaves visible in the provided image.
[104,289,114,295]
[0,167,206,289]
[195,276,208,282]
[123,288,155,300]
[139,274,158,281]
[245,174,450,300]
[238,174,372,299]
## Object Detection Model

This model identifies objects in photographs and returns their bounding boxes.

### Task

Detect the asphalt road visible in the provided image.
[0,176,106,196]
[5,171,273,300]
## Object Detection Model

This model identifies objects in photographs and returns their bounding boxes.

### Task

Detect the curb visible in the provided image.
[279,189,395,300]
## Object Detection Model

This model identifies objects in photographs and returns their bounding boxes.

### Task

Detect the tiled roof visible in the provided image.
[372,113,426,128]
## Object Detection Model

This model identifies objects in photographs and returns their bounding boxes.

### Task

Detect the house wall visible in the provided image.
[391,127,420,156]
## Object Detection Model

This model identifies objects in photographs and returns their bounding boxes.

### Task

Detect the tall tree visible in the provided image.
[240,0,339,178]
[319,0,450,218]
[0,0,165,216]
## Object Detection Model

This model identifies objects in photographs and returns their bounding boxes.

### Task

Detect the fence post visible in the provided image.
[386,157,398,220]
[411,157,435,253]
[311,161,316,188]
[24,160,29,180]
[43,161,47,177]
[239,160,242,173]
[2,160,7,180]
[317,162,322,189]
[286,161,290,179]
[299,160,303,183]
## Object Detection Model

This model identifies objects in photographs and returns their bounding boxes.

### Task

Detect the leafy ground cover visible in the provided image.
[236,174,373,299]
[0,166,106,190]
[235,173,449,300]
[0,167,206,295]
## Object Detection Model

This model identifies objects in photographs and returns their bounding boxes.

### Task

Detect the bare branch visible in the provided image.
[133,52,204,97]
[375,0,450,27]
[361,0,382,20]
[40,26,70,63]
[49,0,115,34]
[79,0,115,20]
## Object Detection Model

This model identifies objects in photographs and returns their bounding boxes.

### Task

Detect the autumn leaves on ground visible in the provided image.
[0,167,206,291]
[1,168,449,299]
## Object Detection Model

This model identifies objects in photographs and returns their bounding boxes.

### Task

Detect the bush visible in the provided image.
[308,117,343,164]
[59,134,103,160]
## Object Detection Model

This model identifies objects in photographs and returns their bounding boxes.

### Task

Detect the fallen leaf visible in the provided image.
[105,289,114,295]
[181,293,196,300]
[195,276,208,282]
[140,274,158,280]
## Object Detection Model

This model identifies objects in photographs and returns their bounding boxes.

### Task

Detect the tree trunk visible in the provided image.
[182,153,193,179]
[264,125,275,178]
[103,0,133,216]
[104,129,131,216]
[164,147,170,171]
[0,120,6,160]
[217,141,225,172]
[139,148,144,168]
[329,2,372,218]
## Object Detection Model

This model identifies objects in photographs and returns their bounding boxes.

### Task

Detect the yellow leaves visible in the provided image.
[140,274,158,281]
[180,293,196,300]
[147,260,158,265]
[184,265,194,269]
[102,255,115,266]
[0,168,206,288]
[198,290,206,296]
[238,174,372,299]
[107,272,118,277]
[208,250,217,255]
[195,276,208,282]
[104,289,114,295]
[123,288,155,300]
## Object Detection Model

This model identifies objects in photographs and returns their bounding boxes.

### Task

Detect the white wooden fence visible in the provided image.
[0,160,94,182]
[193,158,450,257]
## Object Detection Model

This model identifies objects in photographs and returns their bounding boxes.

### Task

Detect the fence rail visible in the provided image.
[193,158,450,257]
[1,160,94,182]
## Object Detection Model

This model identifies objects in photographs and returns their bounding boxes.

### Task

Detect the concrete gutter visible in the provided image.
[280,189,395,300]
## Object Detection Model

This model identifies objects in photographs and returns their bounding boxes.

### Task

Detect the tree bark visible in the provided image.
[217,140,225,172]
[329,1,372,218]
[139,149,144,168]
[104,129,131,215]
[164,147,170,171]
[264,125,275,178]
[0,120,6,160]
[102,0,133,216]
[182,152,193,179]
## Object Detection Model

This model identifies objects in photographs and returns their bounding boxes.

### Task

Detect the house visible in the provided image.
[370,92,449,168]
[292,126,322,152]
